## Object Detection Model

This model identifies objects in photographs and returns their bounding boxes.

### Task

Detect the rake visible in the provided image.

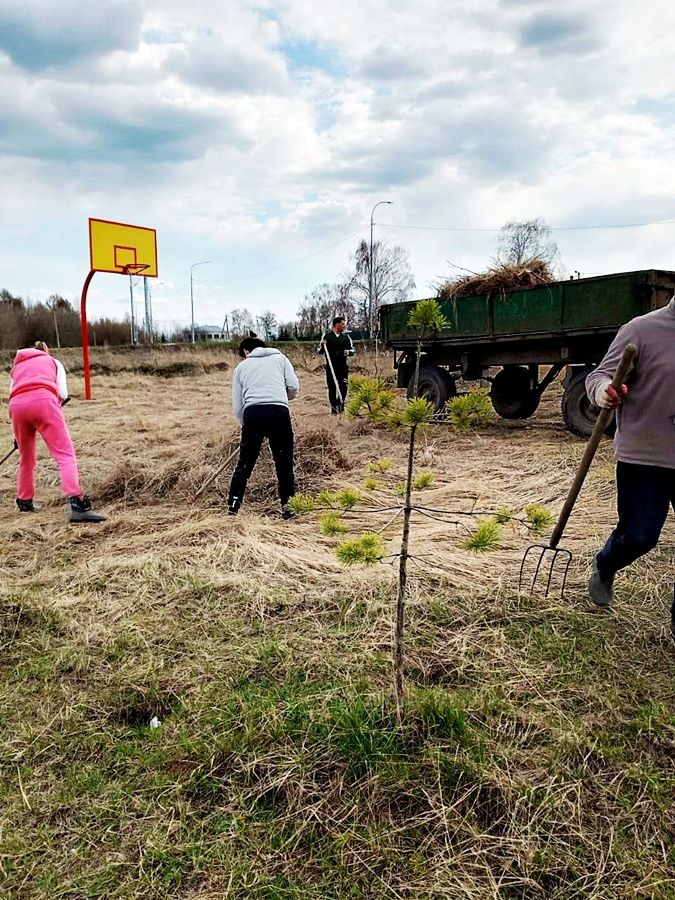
[323,339,345,414]
[0,439,18,470]
[519,343,636,597]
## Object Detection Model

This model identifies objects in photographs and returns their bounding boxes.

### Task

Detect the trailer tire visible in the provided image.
[490,366,539,419]
[562,372,615,437]
[407,365,457,411]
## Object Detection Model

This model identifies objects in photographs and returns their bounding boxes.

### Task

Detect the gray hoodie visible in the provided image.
[231,347,299,424]
[585,299,675,469]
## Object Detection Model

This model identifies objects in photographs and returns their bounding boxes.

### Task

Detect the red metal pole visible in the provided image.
[80,269,95,400]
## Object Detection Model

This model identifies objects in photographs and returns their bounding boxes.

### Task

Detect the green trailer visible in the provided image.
[379,269,675,435]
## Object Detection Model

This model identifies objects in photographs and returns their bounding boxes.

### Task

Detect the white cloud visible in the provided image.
[1,0,674,327]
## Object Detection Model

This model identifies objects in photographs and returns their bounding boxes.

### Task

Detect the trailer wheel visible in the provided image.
[490,366,539,419]
[562,372,615,437]
[407,365,457,411]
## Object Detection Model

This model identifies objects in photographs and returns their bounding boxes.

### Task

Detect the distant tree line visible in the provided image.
[4,224,553,350]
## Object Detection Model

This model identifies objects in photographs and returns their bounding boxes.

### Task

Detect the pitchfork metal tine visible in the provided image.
[519,545,573,597]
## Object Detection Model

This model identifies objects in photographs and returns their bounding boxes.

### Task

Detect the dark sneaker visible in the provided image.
[16,498,38,513]
[588,557,614,608]
[281,508,293,520]
[227,497,241,516]
[69,495,106,523]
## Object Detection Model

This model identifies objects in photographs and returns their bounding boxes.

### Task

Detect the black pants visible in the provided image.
[228,404,295,508]
[325,359,348,413]
[597,462,675,576]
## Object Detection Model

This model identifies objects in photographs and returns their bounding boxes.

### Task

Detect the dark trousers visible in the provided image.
[325,359,348,413]
[597,462,675,576]
[228,404,295,508]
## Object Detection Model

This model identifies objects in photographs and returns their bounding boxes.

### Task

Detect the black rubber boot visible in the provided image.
[16,498,38,513]
[69,495,106,523]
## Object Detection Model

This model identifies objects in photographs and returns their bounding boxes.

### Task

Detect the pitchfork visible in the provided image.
[519,343,637,597]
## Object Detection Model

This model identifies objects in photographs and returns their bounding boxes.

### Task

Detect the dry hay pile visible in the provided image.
[96,426,352,511]
[438,257,555,301]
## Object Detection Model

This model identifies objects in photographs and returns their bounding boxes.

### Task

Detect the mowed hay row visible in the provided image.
[95,425,354,509]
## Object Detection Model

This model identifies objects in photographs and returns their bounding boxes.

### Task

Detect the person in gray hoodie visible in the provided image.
[228,337,300,517]
[585,293,675,613]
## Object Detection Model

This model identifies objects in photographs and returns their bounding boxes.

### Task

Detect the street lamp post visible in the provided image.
[190,260,210,343]
[369,200,393,339]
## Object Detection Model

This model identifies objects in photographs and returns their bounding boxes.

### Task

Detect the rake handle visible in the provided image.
[0,440,18,468]
[194,447,239,500]
[549,343,636,549]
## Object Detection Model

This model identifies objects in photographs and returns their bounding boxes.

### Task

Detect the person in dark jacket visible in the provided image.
[318,317,355,414]
[227,337,300,517]
[585,294,675,618]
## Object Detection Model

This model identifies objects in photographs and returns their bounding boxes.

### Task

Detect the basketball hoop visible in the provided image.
[122,263,150,276]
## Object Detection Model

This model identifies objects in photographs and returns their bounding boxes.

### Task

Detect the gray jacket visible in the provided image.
[232,347,299,424]
[586,299,675,469]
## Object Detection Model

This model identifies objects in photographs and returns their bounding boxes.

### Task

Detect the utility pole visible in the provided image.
[190,260,210,343]
[129,275,136,345]
[48,301,61,349]
[143,276,154,343]
[369,200,393,339]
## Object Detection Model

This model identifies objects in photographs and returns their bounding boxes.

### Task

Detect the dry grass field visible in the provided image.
[1,344,674,899]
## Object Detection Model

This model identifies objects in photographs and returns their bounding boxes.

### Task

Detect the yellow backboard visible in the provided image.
[89,218,158,276]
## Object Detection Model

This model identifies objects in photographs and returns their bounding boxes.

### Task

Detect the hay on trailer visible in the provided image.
[438,257,555,301]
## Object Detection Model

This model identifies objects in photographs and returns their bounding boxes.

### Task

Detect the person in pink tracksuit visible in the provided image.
[8,342,106,523]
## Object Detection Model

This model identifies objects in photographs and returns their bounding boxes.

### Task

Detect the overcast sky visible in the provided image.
[1,0,674,332]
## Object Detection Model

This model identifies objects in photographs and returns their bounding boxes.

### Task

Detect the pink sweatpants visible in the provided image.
[9,390,84,501]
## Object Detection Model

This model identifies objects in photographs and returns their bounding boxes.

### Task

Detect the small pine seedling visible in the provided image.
[413,471,434,490]
[345,376,397,421]
[367,457,393,474]
[363,477,380,491]
[285,493,317,517]
[402,397,435,427]
[446,390,494,433]
[316,490,340,508]
[495,505,514,524]
[320,512,348,536]
[524,503,554,534]
[336,532,385,566]
[463,518,501,552]
[336,488,360,510]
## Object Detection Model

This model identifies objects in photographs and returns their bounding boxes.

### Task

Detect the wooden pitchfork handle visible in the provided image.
[548,343,636,549]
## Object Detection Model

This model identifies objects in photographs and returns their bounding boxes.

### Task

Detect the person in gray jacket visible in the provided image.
[228,337,300,517]
[585,293,675,612]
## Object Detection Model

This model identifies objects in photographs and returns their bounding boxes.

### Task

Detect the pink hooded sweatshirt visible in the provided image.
[9,348,60,400]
